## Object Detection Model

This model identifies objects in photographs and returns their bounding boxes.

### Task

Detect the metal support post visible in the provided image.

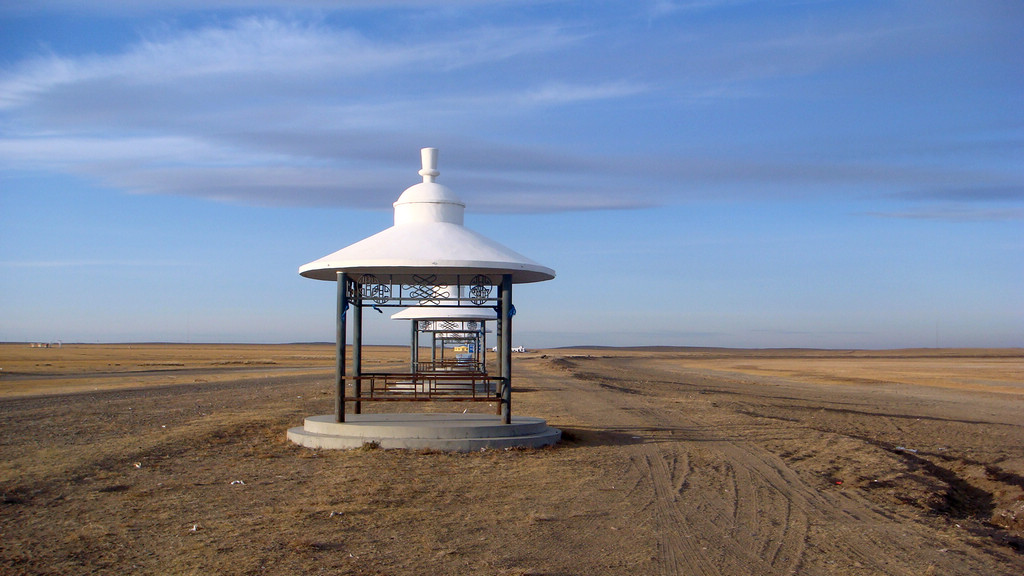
[494,312,503,415]
[500,274,513,424]
[482,323,487,373]
[335,272,348,423]
[410,320,417,371]
[352,286,362,415]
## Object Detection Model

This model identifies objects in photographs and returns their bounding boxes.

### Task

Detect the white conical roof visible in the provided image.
[299,148,556,284]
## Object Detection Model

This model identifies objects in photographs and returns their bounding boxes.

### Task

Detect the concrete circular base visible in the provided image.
[287,413,561,452]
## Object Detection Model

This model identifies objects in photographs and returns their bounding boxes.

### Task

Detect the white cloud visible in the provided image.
[0,17,578,110]
[1,7,1021,214]
[0,135,235,167]
[865,207,1024,223]
[0,259,193,268]
[0,0,522,15]
[0,16,644,210]
[518,81,648,106]
[0,55,83,109]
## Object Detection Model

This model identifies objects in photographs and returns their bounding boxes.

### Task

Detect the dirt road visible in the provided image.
[1,345,1021,575]
[530,352,1024,575]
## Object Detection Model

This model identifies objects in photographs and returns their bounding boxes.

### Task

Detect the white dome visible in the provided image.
[393,181,465,225]
[392,148,465,225]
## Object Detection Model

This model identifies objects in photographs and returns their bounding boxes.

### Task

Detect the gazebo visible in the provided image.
[391,306,495,375]
[287,148,560,451]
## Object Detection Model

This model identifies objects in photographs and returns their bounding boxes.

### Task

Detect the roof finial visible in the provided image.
[419,147,439,183]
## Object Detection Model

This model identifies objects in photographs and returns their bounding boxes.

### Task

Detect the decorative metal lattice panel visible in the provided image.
[469,275,493,305]
[343,274,500,307]
[405,274,449,305]
[359,275,392,304]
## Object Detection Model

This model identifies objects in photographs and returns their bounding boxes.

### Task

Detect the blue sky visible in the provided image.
[1,0,1021,348]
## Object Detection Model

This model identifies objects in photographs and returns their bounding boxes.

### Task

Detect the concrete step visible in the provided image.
[287,413,561,451]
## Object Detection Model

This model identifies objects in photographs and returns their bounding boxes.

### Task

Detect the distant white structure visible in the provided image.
[492,345,527,353]
[29,341,62,348]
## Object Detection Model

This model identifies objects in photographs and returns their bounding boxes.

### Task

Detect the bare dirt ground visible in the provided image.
[1,343,1022,575]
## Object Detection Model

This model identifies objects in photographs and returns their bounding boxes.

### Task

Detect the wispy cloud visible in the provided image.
[0,0,529,16]
[645,0,760,19]
[0,17,605,208]
[0,135,236,167]
[0,259,195,268]
[869,185,1024,222]
[889,186,1024,203]
[865,207,1024,223]
[518,81,648,106]
[0,18,577,109]
[1,6,1021,214]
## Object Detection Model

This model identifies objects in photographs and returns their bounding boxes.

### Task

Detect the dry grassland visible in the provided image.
[1,343,1022,575]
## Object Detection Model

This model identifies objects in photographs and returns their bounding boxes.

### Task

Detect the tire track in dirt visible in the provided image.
[610,356,1024,575]
[529,355,1024,575]
[704,439,809,574]
[529,359,810,575]
[634,444,719,576]
[626,409,809,576]
[593,359,924,575]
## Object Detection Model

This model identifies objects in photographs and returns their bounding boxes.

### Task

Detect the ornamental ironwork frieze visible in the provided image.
[469,275,493,305]
[406,274,449,305]
[359,274,392,304]
[342,273,499,306]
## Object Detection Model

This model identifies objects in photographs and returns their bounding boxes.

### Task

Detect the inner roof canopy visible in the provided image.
[299,148,556,285]
[391,306,497,321]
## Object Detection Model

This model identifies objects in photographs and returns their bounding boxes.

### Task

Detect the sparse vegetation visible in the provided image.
[1,344,1022,574]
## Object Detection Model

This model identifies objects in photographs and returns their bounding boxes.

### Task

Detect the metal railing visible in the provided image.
[344,372,503,408]
[412,359,484,373]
